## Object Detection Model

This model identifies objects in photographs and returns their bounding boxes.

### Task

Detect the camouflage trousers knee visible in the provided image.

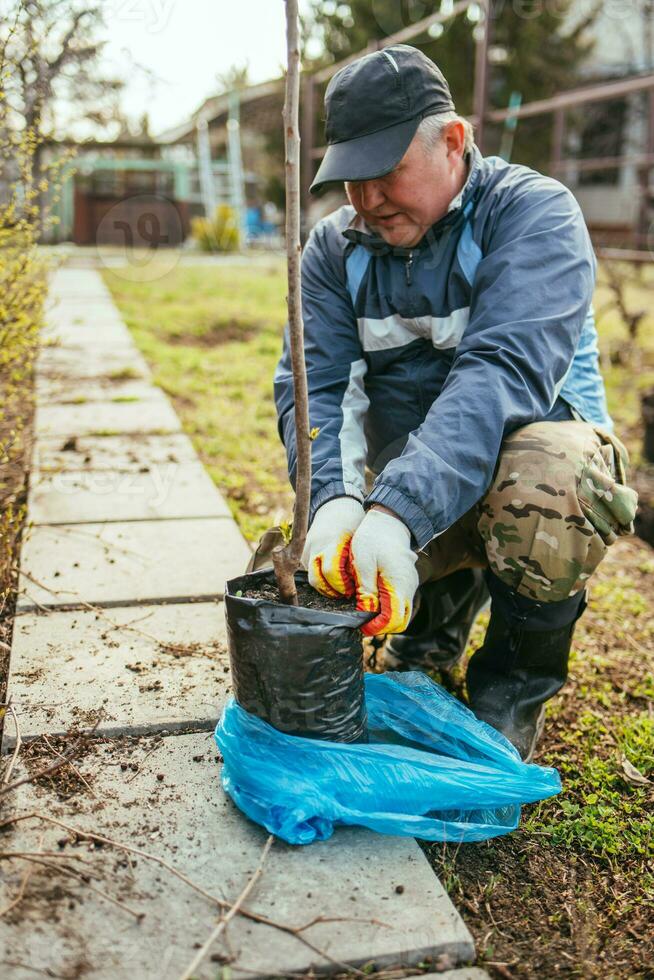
[417,420,639,603]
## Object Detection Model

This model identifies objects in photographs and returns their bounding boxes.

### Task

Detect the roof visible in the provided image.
[156,77,285,144]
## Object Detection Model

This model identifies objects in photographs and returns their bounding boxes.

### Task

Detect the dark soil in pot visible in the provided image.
[243,579,358,613]
[225,567,373,743]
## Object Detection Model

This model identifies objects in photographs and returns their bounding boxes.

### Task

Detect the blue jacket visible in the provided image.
[274,147,612,551]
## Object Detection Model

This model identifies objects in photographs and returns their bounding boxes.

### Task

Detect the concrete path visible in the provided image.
[0,266,485,979]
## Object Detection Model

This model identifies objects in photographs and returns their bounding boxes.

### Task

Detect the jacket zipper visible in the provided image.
[405,251,414,286]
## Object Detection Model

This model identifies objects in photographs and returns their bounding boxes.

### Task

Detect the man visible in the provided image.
[272,45,638,761]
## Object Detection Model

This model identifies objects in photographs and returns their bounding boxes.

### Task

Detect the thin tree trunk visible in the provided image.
[272,0,311,605]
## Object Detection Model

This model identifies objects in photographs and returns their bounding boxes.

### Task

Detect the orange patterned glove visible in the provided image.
[349,509,419,637]
[302,497,365,598]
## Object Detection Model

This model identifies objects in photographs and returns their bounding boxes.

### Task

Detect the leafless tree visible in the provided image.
[0,0,124,174]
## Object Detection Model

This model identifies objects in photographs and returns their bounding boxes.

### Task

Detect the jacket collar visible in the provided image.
[342,144,483,255]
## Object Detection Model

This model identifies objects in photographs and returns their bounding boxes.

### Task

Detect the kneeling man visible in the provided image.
[273,45,638,761]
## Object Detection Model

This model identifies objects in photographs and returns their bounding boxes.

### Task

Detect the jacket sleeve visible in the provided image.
[274,220,369,523]
[365,178,597,550]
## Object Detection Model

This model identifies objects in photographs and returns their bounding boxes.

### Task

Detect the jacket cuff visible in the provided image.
[310,481,364,525]
[364,484,435,550]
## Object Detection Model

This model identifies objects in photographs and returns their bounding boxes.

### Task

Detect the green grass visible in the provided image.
[593,263,654,464]
[528,582,654,862]
[102,261,291,543]
[104,256,654,977]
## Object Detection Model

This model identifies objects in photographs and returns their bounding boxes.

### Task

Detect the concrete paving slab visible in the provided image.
[45,292,116,310]
[45,301,125,323]
[41,320,134,348]
[47,284,112,302]
[28,459,231,524]
[48,267,112,296]
[43,297,129,322]
[43,318,128,342]
[17,517,251,610]
[2,603,228,746]
[36,377,163,405]
[38,343,151,381]
[0,733,474,979]
[46,291,114,307]
[32,431,200,473]
[35,392,182,440]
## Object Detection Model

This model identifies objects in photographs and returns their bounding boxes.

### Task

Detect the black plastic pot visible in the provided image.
[225,568,373,743]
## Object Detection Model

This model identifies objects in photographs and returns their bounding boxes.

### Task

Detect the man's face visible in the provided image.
[345,122,466,248]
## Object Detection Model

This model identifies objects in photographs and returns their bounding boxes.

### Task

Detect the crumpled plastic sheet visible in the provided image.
[215,670,561,845]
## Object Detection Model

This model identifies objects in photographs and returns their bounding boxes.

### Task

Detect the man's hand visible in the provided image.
[302,497,365,598]
[349,508,419,636]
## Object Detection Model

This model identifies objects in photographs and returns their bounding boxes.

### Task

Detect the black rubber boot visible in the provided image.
[385,568,489,672]
[467,573,587,762]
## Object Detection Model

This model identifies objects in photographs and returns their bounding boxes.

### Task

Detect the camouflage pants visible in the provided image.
[417,421,639,602]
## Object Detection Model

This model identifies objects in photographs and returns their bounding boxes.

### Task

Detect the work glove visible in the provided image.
[302,496,365,598]
[349,509,419,637]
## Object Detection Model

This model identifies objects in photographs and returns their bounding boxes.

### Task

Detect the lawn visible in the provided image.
[103,257,654,979]
[103,259,292,543]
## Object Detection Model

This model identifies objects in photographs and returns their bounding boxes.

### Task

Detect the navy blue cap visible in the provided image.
[310,44,455,195]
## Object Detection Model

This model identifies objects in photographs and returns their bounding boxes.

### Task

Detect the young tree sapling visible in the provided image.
[271,0,312,605]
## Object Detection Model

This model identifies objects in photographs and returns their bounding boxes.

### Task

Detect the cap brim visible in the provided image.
[309,116,421,196]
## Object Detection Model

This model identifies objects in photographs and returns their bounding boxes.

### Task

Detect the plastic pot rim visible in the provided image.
[224,568,375,629]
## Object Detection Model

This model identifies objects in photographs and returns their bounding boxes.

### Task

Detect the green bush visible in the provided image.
[0,88,49,608]
[191,204,240,253]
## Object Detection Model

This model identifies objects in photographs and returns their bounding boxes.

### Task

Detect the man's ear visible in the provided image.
[444,121,466,160]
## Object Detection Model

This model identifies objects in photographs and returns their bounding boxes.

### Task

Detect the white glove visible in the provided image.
[302,496,365,598]
[349,508,419,636]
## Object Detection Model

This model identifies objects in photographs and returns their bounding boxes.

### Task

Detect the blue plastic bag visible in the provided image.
[215,671,561,845]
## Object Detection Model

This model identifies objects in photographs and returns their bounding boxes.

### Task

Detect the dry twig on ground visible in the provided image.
[1,852,143,921]
[41,734,97,797]
[0,717,102,799]
[0,832,44,919]
[177,834,274,980]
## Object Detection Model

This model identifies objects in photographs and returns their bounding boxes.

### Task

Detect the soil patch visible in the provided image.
[422,834,653,980]
[244,580,359,613]
[155,638,227,660]
[165,320,258,347]
[20,726,105,802]
[419,536,654,979]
